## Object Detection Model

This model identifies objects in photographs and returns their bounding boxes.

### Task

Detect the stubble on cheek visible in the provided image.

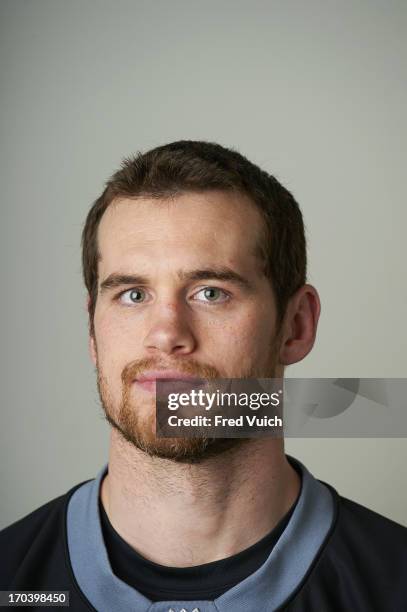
[96,364,154,443]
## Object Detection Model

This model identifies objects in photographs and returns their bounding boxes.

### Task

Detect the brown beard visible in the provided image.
[96,343,281,463]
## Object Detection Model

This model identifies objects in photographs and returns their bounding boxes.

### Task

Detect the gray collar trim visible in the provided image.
[67,456,335,612]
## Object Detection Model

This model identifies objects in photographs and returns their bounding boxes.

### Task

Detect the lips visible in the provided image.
[134,370,205,393]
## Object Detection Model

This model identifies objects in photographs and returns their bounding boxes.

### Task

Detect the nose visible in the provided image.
[142,301,197,356]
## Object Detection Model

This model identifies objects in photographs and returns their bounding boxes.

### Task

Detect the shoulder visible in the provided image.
[0,480,91,589]
[317,484,406,604]
[287,482,407,611]
[333,487,407,555]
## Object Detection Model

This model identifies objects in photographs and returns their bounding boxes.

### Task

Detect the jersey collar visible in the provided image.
[66,454,335,612]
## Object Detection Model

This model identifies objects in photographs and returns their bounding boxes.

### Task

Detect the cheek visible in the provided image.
[206,313,274,369]
[95,301,138,346]
[94,312,133,377]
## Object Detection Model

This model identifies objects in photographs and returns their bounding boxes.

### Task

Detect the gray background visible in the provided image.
[1,0,406,529]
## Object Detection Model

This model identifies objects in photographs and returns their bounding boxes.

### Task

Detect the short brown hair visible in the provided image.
[81,140,307,335]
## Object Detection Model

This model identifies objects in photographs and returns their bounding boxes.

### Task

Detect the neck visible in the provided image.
[100,430,300,567]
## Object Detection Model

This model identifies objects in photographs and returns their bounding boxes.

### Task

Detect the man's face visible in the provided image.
[90,190,282,461]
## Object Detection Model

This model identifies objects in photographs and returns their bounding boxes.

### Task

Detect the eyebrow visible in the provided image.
[179,268,253,290]
[99,267,254,294]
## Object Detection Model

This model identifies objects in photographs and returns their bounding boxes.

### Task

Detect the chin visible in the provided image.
[104,409,247,463]
[136,437,248,464]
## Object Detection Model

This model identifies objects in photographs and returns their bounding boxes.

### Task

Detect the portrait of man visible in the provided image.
[1,141,406,611]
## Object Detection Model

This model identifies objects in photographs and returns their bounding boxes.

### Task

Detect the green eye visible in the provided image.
[194,287,229,304]
[129,289,145,302]
[204,287,221,301]
[119,288,147,304]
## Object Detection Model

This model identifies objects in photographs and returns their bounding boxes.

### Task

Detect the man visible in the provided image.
[1,141,406,611]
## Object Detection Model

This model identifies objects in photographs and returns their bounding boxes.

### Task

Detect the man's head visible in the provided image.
[81,141,320,461]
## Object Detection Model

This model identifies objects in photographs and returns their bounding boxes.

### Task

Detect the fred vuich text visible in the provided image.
[167,414,283,428]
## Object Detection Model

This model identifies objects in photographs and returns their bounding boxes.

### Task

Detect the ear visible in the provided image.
[85,295,97,366]
[89,334,97,367]
[279,284,321,366]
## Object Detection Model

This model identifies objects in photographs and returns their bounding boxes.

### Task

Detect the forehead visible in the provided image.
[97,190,265,275]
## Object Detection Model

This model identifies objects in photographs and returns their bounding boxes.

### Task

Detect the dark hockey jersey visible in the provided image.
[1,456,406,612]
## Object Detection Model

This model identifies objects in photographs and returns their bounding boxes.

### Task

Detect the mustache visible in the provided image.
[121,358,221,386]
